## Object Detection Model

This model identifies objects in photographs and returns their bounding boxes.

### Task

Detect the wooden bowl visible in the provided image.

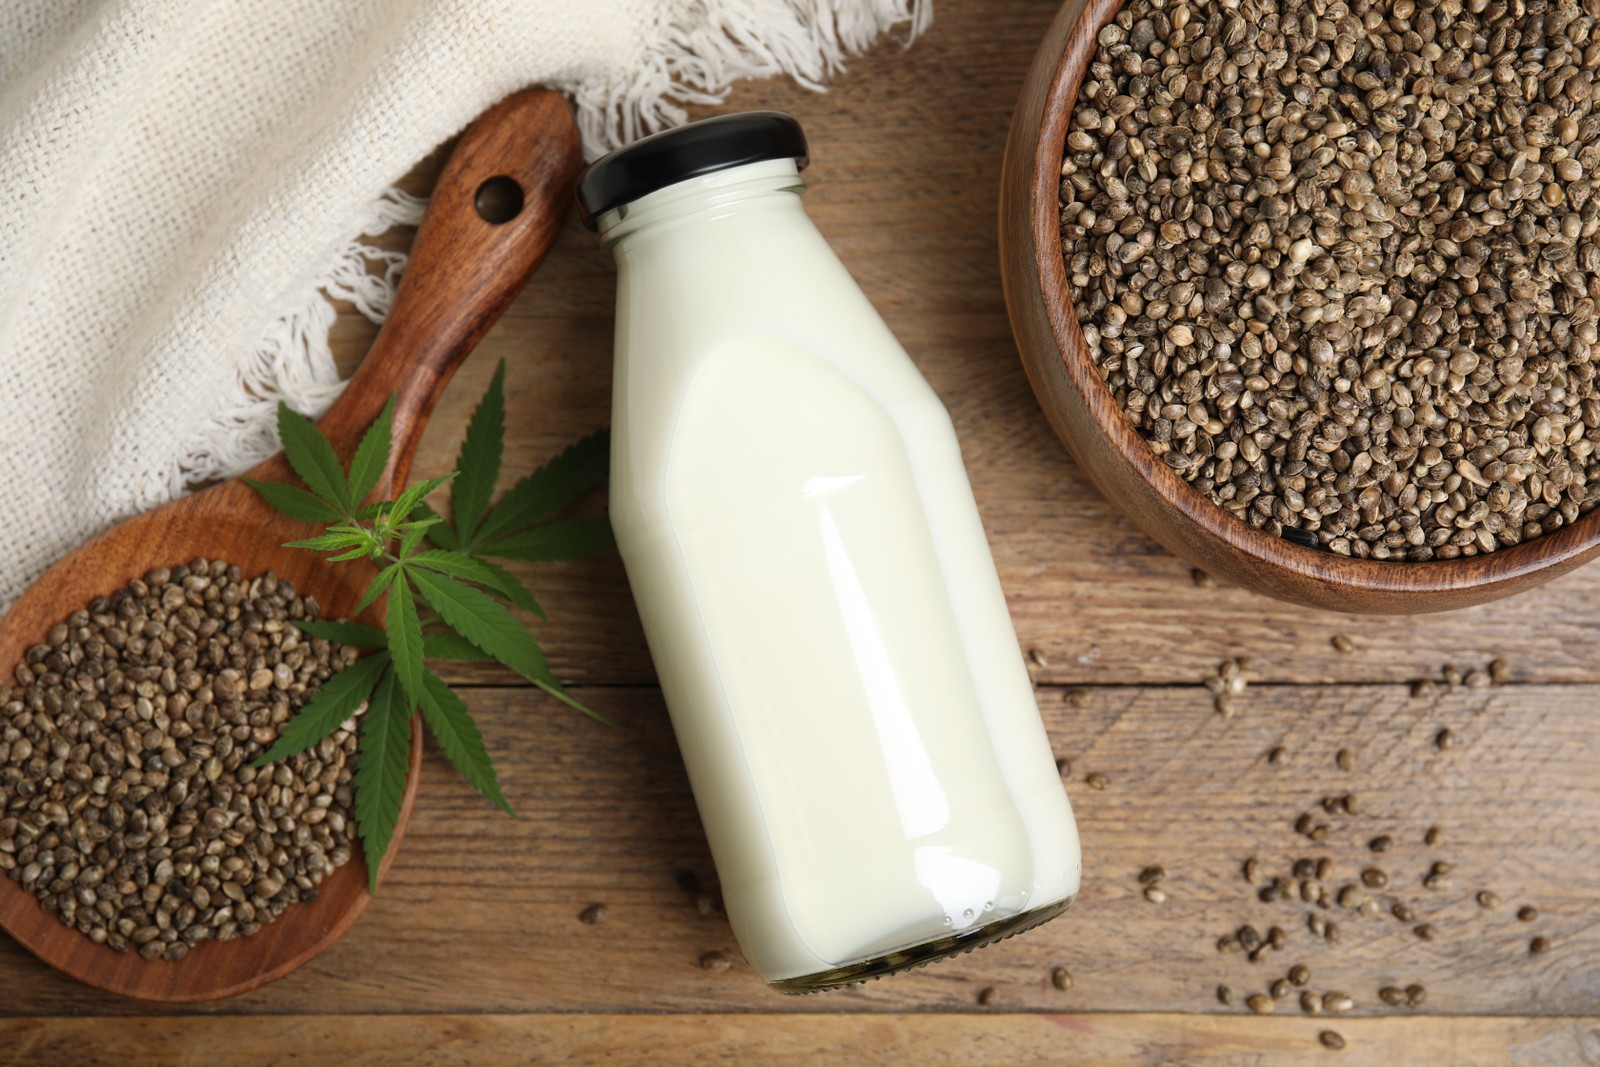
[998,0,1600,614]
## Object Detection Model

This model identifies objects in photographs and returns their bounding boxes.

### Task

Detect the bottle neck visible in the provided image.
[597,159,807,251]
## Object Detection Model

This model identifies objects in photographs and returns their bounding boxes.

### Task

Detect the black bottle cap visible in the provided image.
[576,111,809,229]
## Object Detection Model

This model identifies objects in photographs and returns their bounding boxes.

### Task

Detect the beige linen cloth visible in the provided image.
[0,0,927,609]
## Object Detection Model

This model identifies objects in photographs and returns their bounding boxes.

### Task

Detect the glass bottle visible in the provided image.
[579,112,1080,991]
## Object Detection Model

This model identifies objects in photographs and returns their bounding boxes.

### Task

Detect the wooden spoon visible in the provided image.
[0,89,582,1001]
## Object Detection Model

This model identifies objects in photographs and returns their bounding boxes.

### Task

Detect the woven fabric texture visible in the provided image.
[0,0,926,608]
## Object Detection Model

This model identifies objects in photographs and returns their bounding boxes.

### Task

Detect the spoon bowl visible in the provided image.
[0,89,582,1000]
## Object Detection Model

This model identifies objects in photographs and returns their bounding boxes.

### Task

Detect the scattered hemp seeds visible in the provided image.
[579,903,609,925]
[0,562,358,958]
[1054,966,1075,992]
[674,869,724,918]
[1319,1030,1347,1051]
[1204,657,1250,716]
[1379,983,1427,1008]
[1412,659,1509,700]
[1140,864,1170,903]
[1160,652,1560,1024]
[700,949,735,972]
[1063,0,1600,559]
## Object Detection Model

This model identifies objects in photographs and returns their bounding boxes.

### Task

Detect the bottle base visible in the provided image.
[767,894,1075,994]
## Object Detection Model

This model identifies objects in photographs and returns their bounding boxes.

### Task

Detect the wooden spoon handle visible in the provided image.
[316,89,583,490]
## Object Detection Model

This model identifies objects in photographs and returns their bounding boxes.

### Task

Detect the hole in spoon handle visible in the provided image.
[474,175,525,224]
[313,90,583,488]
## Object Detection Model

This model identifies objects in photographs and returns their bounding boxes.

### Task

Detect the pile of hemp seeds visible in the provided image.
[0,560,359,960]
[1062,0,1600,559]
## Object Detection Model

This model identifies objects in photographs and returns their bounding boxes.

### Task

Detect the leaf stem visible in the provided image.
[535,679,611,726]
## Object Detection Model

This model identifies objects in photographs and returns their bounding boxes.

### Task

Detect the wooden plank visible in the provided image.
[315,0,1600,692]
[0,684,1594,1017]
[3,1012,1596,1066]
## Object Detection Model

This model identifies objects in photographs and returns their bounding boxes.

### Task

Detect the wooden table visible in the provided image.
[5,2,1600,1064]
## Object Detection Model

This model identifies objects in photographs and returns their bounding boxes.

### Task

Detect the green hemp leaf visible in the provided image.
[247,361,613,891]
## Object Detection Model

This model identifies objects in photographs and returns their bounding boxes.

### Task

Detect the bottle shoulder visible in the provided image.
[611,333,957,516]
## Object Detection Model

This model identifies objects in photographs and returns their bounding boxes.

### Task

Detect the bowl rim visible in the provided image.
[1015,0,1600,600]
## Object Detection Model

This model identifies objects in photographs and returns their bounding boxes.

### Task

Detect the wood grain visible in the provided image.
[0,684,1593,1018]
[4,1013,1596,1067]
[0,90,580,1002]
